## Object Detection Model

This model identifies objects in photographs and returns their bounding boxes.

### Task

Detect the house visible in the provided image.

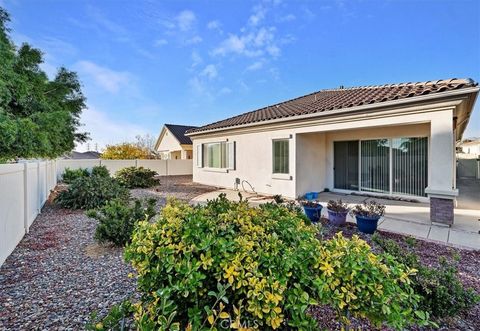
[65,151,101,159]
[154,124,198,159]
[458,138,480,157]
[186,78,479,225]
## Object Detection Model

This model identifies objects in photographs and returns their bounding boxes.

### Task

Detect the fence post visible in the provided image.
[37,161,41,214]
[135,159,138,167]
[23,162,29,233]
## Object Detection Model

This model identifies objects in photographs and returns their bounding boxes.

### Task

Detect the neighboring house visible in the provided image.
[186,78,479,225]
[65,151,101,159]
[458,139,480,157]
[155,124,198,159]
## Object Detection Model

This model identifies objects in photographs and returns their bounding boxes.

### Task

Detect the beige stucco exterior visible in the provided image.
[190,94,477,203]
[155,126,193,160]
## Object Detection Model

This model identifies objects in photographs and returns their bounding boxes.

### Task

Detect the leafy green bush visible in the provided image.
[350,200,386,217]
[115,166,158,188]
[87,198,156,246]
[372,234,479,319]
[125,194,427,330]
[56,176,129,209]
[91,165,110,178]
[317,232,430,329]
[86,300,134,331]
[62,167,90,183]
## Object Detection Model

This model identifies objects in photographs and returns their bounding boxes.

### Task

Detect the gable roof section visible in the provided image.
[187,78,477,135]
[164,124,198,145]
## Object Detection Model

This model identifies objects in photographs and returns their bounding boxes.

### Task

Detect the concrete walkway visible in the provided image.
[191,190,480,250]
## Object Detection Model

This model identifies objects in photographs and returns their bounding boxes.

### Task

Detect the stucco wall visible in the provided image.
[156,128,182,153]
[193,129,297,198]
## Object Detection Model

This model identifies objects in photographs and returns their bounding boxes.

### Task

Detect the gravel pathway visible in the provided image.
[0,175,216,330]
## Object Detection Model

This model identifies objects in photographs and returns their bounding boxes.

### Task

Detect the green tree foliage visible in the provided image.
[0,7,88,161]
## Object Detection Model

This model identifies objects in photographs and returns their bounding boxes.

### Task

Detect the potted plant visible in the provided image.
[350,200,386,234]
[326,199,349,225]
[300,199,322,223]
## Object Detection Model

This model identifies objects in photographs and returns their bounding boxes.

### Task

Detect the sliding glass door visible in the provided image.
[333,137,428,197]
[392,137,428,196]
[360,139,390,193]
[334,141,359,190]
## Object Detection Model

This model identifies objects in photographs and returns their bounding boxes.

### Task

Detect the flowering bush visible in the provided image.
[125,195,322,330]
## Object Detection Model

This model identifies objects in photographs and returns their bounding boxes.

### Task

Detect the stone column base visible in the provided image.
[430,197,454,226]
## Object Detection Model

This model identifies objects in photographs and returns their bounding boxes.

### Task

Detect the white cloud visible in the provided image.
[176,10,196,31]
[212,27,279,58]
[246,61,264,71]
[154,38,168,46]
[200,64,218,80]
[191,51,203,67]
[185,35,203,45]
[76,106,148,152]
[76,60,132,94]
[207,20,221,30]
[278,14,296,22]
[249,4,267,26]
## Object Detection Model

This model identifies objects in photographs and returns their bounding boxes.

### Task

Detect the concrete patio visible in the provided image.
[191,190,480,250]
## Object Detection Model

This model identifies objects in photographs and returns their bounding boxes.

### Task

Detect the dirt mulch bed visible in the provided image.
[309,219,480,331]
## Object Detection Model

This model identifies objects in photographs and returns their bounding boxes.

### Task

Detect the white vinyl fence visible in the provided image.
[56,159,193,178]
[0,160,57,266]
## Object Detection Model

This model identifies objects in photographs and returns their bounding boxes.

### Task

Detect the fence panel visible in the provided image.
[26,162,39,228]
[166,159,194,175]
[0,164,25,266]
[137,159,167,175]
[99,160,136,175]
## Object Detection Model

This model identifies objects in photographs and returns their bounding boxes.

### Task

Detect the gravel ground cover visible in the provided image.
[0,175,216,330]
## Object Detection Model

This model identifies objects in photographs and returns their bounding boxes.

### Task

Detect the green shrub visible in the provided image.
[316,232,430,329]
[125,194,427,330]
[86,300,134,331]
[372,234,480,318]
[87,198,156,246]
[115,166,158,188]
[62,167,90,183]
[56,176,129,209]
[91,165,110,178]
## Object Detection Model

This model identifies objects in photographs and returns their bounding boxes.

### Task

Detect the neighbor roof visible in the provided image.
[165,124,199,144]
[187,78,477,134]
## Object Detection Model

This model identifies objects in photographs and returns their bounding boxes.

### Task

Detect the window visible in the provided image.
[200,141,235,169]
[334,141,359,190]
[204,142,227,168]
[273,139,289,174]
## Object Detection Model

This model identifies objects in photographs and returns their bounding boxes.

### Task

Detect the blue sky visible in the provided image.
[3,0,480,151]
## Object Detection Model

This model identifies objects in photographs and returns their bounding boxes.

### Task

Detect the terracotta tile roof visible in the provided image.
[187,78,477,134]
[165,124,198,144]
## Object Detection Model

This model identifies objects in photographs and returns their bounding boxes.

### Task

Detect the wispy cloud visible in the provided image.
[246,60,264,71]
[207,20,222,33]
[185,35,202,45]
[191,50,203,67]
[212,27,280,58]
[277,14,296,22]
[176,10,196,31]
[154,38,168,47]
[200,64,218,79]
[75,60,132,94]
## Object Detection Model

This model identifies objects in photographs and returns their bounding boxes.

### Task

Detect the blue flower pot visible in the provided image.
[327,210,348,226]
[303,205,322,223]
[355,215,381,234]
[305,192,319,200]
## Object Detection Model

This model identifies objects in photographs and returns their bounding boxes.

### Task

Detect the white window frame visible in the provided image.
[200,140,236,172]
[272,135,292,180]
